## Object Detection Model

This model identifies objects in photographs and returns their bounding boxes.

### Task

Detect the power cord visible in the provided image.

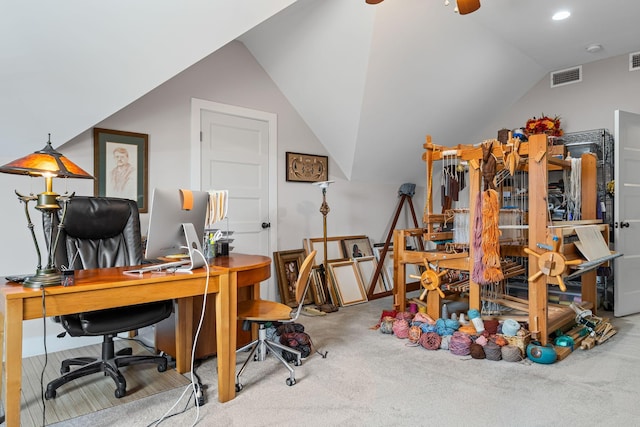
[150,248,209,426]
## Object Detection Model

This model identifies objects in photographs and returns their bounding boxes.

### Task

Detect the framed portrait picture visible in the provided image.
[274,249,314,307]
[342,236,373,259]
[286,152,328,183]
[327,260,368,306]
[93,128,148,213]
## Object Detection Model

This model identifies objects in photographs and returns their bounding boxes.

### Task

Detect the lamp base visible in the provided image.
[23,268,61,288]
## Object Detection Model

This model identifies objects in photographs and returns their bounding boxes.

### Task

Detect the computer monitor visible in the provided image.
[144,188,210,270]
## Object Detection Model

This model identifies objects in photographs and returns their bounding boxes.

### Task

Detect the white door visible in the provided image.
[191,99,278,299]
[614,110,640,316]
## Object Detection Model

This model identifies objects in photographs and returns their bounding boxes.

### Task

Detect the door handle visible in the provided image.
[620,221,630,228]
[261,222,271,229]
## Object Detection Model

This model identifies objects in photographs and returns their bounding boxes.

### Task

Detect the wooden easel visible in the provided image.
[367,190,423,300]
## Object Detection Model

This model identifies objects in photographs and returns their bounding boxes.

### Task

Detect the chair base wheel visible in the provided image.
[115,387,126,398]
[286,378,296,386]
[235,383,243,392]
[45,389,56,400]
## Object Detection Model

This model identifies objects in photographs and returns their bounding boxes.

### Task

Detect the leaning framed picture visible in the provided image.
[354,256,386,295]
[93,128,148,213]
[342,236,373,259]
[274,249,314,307]
[328,260,368,306]
[304,237,346,267]
[286,152,328,183]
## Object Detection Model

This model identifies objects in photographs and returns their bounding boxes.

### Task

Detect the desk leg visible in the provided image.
[216,271,236,402]
[4,299,24,426]
[174,297,194,374]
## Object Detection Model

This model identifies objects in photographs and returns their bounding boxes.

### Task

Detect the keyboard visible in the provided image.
[123,260,190,275]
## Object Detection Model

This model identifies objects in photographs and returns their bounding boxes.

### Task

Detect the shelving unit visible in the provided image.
[557,129,615,310]
[558,129,614,232]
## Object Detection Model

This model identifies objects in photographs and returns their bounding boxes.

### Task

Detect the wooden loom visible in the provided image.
[393,133,618,345]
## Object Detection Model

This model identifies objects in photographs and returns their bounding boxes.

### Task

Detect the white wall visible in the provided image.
[4,41,424,357]
[14,49,638,358]
[479,53,640,139]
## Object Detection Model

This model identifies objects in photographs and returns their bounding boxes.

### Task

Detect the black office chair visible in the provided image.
[44,196,173,399]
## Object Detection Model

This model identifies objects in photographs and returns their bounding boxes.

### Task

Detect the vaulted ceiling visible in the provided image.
[2,0,639,184]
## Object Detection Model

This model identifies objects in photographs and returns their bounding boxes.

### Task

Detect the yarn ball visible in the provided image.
[502,319,520,336]
[420,331,442,350]
[501,345,524,362]
[449,331,473,356]
[435,318,460,336]
[458,324,477,335]
[420,323,438,334]
[439,335,452,350]
[396,311,414,322]
[413,312,435,325]
[469,343,486,359]
[484,341,502,361]
[467,308,481,319]
[475,335,488,346]
[392,319,410,338]
[379,310,397,322]
[493,335,508,347]
[408,325,422,343]
[484,319,500,335]
[379,317,395,334]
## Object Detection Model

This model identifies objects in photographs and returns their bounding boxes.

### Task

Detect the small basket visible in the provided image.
[499,330,531,356]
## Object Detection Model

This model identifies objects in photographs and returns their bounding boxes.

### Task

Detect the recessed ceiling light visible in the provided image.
[552,10,571,21]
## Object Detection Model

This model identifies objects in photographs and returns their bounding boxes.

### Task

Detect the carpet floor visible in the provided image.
[9,292,640,427]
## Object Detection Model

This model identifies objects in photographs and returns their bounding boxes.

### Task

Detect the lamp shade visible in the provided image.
[0,135,93,179]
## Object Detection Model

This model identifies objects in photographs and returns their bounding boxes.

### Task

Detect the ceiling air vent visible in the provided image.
[550,66,582,88]
[630,52,640,71]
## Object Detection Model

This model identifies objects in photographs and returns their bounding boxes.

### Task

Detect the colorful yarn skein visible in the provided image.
[419,332,441,350]
[483,318,500,335]
[483,341,502,361]
[392,319,410,338]
[435,318,460,336]
[379,316,395,334]
[439,335,452,350]
[408,325,422,343]
[502,319,520,336]
[449,331,473,356]
[469,343,486,359]
[501,345,523,362]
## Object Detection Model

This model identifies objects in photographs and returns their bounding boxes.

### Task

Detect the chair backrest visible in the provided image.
[289,250,316,319]
[47,196,143,270]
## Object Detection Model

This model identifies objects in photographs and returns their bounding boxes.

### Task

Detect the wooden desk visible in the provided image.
[0,253,271,427]
[155,254,272,360]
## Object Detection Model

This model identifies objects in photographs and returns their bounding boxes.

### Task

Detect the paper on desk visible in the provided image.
[573,225,611,261]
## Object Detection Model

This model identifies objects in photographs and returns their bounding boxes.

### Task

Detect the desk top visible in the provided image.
[209,253,271,271]
[1,253,271,300]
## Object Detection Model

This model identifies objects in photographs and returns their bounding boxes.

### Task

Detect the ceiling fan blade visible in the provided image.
[366,0,384,4]
[457,0,481,15]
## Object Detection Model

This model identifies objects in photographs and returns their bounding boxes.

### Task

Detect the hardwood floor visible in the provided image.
[12,340,189,427]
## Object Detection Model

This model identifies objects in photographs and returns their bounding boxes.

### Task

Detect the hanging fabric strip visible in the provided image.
[206,189,229,227]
